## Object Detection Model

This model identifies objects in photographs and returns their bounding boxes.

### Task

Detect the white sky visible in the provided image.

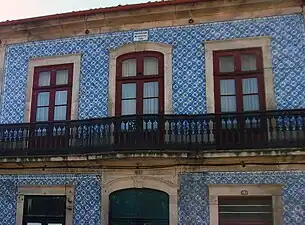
[0,0,150,22]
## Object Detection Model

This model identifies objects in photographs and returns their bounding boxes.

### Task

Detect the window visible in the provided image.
[115,51,164,116]
[204,37,275,114]
[218,196,273,225]
[23,196,66,225]
[212,48,267,145]
[213,48,266,113]
[16,186,74,225]
[208,184,284,225]
[31,64,73,122]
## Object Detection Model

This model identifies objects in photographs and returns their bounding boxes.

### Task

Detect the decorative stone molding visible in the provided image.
[0,42,6,116]
[101,168,178,225]
[109,42,173,116]
[204,36,275,113]
[16,185,75,225]
[0,0,302,44]
[208,184,284,225]
[24,54,82,122]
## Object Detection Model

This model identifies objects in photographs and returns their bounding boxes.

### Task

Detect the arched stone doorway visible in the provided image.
[109,188,169,225]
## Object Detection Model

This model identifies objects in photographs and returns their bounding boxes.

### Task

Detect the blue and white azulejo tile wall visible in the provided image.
[0,174,101,225]
[0,172,304,224]
[1,14,304,123]
[179,171,305,225]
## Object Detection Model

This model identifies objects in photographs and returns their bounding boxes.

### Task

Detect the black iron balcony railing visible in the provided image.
[0,109,304,156]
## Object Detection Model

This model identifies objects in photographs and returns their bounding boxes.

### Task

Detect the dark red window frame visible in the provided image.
[115,51,164,116]
[31,63,73,122]
[213,48,266,113]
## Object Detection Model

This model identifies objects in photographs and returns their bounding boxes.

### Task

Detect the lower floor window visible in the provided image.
[218,196,273,225]
[23,196,66,225]
[16,186,74,225]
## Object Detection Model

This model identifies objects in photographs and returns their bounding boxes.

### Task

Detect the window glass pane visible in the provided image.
[37,92,49,106]
[54,106,67,120]
[221,96,236,112]
[220,80,235,95]
[122,99,136,115]
[122,59,136,77]
[144,82,158,98]
[24,196,66,216]
[144,57,158,75]
[122,83,136,99]
[242,78,258,94]
[38,71,50,86]
[56,70,69,85]
[241,54,257,71]
[143,99,158,114]
[219,56,234,72]
[243,95,259,111]
[36,107,49,121]
[55,90,68,105]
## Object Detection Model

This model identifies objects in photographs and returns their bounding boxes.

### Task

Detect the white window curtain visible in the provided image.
[54,90,68,120]
[122,59,136,77]
[55,91,67,105]
[219,56,234,72]
[241,54,257,71]
[56,70,68,85]
[37,92,49,106]
[121,83,136,115]
[220,79,236,112]
[36,92,50,121]
[143,82,158,114]
[38,72,50,86]
[36,108,48,121]
[54,106,67,120]
[144,57,158,75]
[242,78,259,111]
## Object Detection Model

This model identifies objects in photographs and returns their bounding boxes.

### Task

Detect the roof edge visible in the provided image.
[0,0,208,27]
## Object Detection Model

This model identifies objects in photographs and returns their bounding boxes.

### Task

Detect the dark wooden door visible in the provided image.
[109,188,169,225]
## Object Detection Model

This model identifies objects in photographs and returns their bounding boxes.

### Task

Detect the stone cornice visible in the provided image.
[0,0,302,44]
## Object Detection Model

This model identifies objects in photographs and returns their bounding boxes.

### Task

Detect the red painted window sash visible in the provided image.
[115,51,164,116]
[213,48,266,113]
[31,63,73,122]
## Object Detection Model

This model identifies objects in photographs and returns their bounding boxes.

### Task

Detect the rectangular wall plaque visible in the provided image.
[133,31,149,41]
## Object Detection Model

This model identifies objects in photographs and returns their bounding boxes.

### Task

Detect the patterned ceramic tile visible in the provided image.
[1,171,304,225]
[1,14,304,123]
[0,174,101,225]
[179,171,305,225]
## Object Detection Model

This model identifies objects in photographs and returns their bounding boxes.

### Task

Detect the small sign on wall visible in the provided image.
[133,31,149,41]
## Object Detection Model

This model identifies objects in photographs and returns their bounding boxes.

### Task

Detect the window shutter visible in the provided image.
[218,196,273,225]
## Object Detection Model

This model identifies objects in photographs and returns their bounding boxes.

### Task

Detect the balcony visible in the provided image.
[0,109,304,157]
